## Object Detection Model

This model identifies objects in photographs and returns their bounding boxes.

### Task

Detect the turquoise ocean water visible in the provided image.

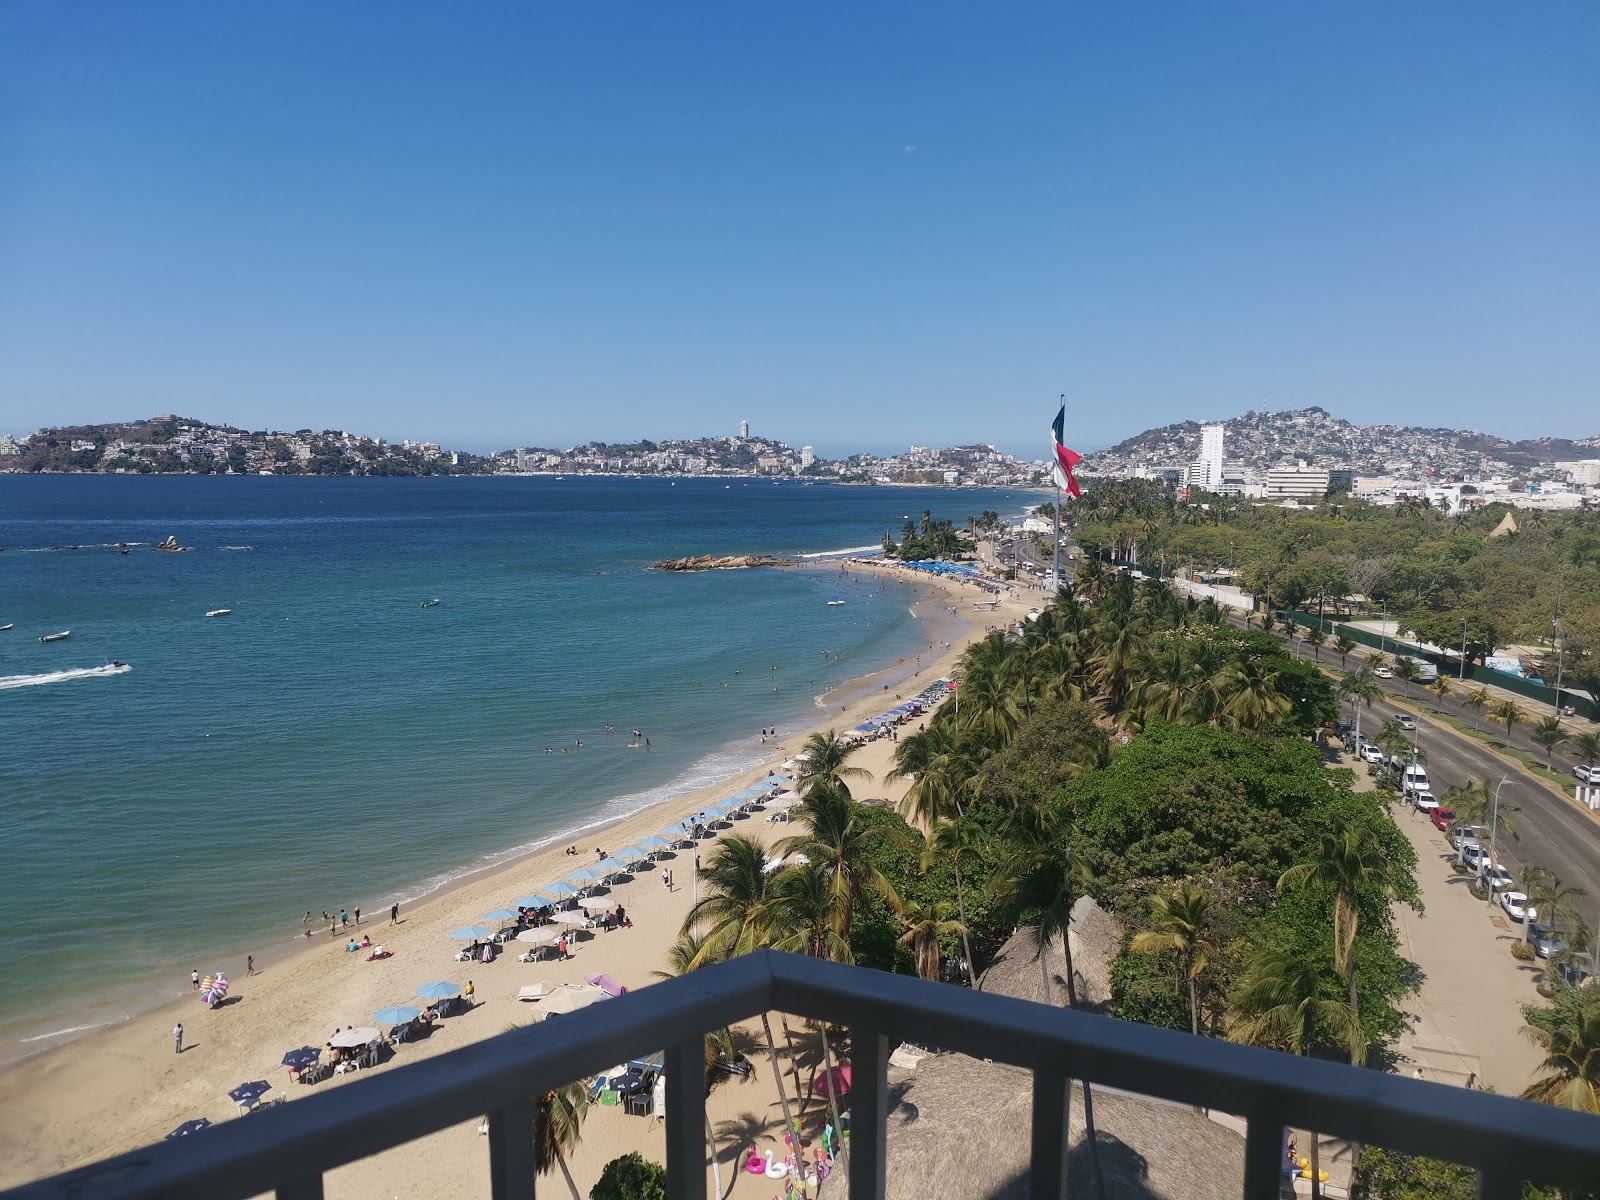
[0,475,1027,1054]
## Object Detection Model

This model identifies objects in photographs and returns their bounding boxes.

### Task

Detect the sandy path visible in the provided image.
[0,558,1035,1195]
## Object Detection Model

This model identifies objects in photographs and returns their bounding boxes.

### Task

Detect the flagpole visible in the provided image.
[1053,393,1063,595]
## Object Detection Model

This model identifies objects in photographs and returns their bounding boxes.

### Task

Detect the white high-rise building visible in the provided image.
[1189,423,1225,492]
[739,420,749,439]
[800,445,815,469]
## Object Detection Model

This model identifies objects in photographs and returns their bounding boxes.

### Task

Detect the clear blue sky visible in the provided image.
[2,3,1596,457]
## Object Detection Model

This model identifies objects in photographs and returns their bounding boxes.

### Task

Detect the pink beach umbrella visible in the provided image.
[815,1063,851,1098]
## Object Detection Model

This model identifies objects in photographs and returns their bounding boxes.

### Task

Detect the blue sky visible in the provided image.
[2,3,1596,457]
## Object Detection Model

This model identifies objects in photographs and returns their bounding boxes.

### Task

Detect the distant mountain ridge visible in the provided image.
[1082,406,1600,477]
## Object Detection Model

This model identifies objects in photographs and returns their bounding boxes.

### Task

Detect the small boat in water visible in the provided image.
[205,608,232,618]
[420,598,441,608]
[0,623,13,632]
[826,598,847,606]
[40,630,71,643]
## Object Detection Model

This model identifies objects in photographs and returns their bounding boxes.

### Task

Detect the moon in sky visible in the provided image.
[903,145,917,155]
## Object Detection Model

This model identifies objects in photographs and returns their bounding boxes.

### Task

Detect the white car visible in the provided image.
[1360,744,1384,764]
[1463,844,1491,870]
[1575,764,1600,785]
[1451,825,1486,850]
[1393,713,1416,730]
[1499,891,1537,922]
[1484,863,1514,892]
[1412,791,1439,813]
[1374,666,1394,678]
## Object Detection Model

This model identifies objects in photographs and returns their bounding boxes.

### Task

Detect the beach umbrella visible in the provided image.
[166,1119,211,1140]
[640,836,670,849]
[578,896,614,912]
[517,927,560,944]
[593,857,626,873]
[512,894,552,910]
[330,1027,380,1049]
[536,987,609,1019]
[447,925,493,941]
[613,846,646,863]
[281,1046,321,1068]
[541,882,578,898]
[567,868,600,883]
[227,1080,272,1107]
[816,1063,853,1098]
[626,1050,665,1073]
[548,910,588,926]
[373,1006,421,1025]
[482,909,518,922]
[200,972,229,1008]
[415,981,462,1001]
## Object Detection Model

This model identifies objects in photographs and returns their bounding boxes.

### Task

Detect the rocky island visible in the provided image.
[651,554,794,571]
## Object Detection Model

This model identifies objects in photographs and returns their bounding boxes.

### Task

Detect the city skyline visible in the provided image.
[2,4,1597,454]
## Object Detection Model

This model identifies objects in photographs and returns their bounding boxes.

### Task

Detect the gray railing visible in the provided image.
[6,950,1597,1200]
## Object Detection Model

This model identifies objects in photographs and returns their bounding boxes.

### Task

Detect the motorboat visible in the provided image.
[40,630,71,643]
[826,598,846,606]
[0,623,12,631]
[205,609,232,618]
[420,599,441,608]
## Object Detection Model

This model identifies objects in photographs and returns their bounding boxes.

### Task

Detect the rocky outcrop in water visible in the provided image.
[652,554,793,571]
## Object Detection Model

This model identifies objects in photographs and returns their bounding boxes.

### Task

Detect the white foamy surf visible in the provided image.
[0,664,132,691]
[798,545,881,559]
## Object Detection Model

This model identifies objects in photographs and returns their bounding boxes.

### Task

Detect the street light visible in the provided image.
[1459,616,1468,681]
[1485,776,1511,907]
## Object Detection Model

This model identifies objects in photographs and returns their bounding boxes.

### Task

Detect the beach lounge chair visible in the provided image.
[516,984,547,1002]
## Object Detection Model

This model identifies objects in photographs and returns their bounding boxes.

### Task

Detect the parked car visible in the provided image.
[1394,713,1416,730]
[1360,744,1384,764]
[1374,665,1394,678]
[1484,863,1514,892]
[1402,767,1431,795]
[1463,844,1491,870]
[1575,764,1600,785]
[1430,807,1456,832]
[1451,825,1487,850]
[1533,928,1566,960]
[1555,959,1593,988]
[1412,791,1440,814]
[1499,891,1536,922]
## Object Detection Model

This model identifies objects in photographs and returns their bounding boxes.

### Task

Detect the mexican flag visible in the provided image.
[1051,403,1082,499]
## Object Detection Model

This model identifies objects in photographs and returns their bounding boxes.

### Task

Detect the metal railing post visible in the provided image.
[1478,1163,1525,1200]
[487,1099,536,1200]
[1028,1070,1069,1200]
[664,1037,708,1200]
[275,1178,325,1200]
[848,1028,889,1200]
[1240,1118,1285,1200]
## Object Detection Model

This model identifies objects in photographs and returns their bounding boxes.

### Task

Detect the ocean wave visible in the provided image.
[18,1022,107,1044]
[390,741,771,906]
[798,545,881,559]
[0,664,132,691]
[218,545,254,551]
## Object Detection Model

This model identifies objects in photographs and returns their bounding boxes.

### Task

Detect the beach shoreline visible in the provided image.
[0,554,1035,1193]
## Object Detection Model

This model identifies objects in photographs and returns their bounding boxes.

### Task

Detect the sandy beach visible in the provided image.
[0,558,1036,1196]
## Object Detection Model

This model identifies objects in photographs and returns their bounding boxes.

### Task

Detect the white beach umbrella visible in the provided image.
[548,910,588,926]
[578,896,615,912]
[330,1027,380,1048]
[516,927,560,944]
[537,987,609,1019]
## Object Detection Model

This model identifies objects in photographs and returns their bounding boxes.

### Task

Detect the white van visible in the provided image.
[1402,765,1430,795]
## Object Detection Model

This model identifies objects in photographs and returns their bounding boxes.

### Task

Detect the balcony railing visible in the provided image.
[5,950,1596,1200]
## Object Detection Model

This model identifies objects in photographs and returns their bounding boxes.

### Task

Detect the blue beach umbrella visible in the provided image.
[448,925,493,941]
[613,847,646,863]
[513,894,552,909]
[166,1119,211,1140]
[228,1080,272,1107]
[280,1046,321,1069]
[482,909,518,922]
[763,774,791,786]
[568,868,600,883]
[594,858,626,873]
[374,1005,422,1025]
[415,981,462,1001]
[640,836,670,849]
[541,882,578,898]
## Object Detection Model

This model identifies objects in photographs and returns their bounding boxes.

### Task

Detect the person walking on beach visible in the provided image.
[557,934,569,960]
[303,911,312,926]
[390,902,399,924]
[354,906,361,925]
[661,867,671,892]
[247,955,255,976]
[464,980,475,1006]
[174,1022,184,1054]
[191,969,200,990]
[340,909,348,930]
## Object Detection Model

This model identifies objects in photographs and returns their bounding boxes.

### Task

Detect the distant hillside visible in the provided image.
[1082,407,1600,477]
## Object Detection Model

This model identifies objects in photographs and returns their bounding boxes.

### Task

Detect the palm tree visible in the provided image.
[794,730,869,797]
[923,819,982,986]
[891,895,967,983]
[1526,869,1589,948]
[1393,656,1420,699]
[894,741,975,833]
[777,784,895,944]
[1215,658,1291,731]
[1278,825,1400,1037]
[1573,732,1600,779]
[1334,635,1356,669]
[1128,884,1220,1036]
[682,835,800,1142]
[1464,686,1491,731]
[532,1079,591,1199]
[649,931,731,1198]
[1531,717,1568,770]
[1491,698,1524,736]
[1429,675,1452,705]
[1228,947,1364,1200]
[1442,779,1519,866]
[1339,668,1381,752]
[1521,989,1600,1113]
[1306,627,1327,661]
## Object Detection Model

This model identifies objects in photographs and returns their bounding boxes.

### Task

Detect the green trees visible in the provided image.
[1491,699,1525,736]
[1341,668,1382,750]
[1215,658,1292,731]
[1306,626,1328,660]
[793,731,868,797]
[1334,634,1357,668]
[590,1152,667,1200]
[1464,687,1491,731]
[1393,656,1420,699]
[1228,948,1365,1200]
[890,896,966,983]
[1521,987,1600,1114]
[1278,825,1404,1043]
[1531,717,1569,770]
[1524,869,1588,949]
[533,1080,592,1199]
[1573,732,1600,778]
[1128,884,1219,1036]
[777,784,895,944]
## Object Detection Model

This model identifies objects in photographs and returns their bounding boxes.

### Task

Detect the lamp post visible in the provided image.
[1460,616,1469,681]
[1552,615,1566,716]
[1485,776,1511,906]
[1380,601,1388,657]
